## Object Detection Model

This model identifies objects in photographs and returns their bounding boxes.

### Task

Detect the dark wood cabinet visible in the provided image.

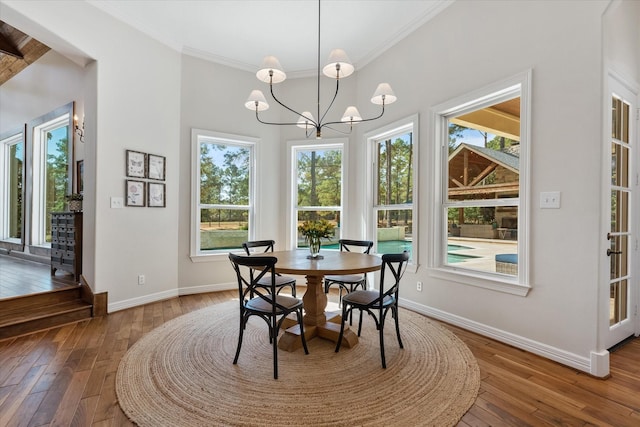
[51,212,83,281]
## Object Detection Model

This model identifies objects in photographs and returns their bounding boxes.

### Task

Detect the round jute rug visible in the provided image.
[116,301,479,427]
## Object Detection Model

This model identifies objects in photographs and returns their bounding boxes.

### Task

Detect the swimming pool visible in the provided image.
[320,240,477,263]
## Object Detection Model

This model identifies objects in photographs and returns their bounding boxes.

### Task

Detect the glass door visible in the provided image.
[603,80,636,349]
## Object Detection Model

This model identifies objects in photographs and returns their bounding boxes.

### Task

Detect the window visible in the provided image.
[291,141,343,249]
[191,130,255,257]
[367,115,418,264]
[1,131,24,241]
[432,71,530,295]
[32,115,72,244]
[1,103,74,248]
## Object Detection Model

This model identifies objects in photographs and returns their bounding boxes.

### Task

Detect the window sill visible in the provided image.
[428,266,530,296]
[190,251,241,263]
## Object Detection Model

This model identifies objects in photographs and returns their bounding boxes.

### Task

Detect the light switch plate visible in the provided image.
[110,196,124,209]
[540,191,561,209]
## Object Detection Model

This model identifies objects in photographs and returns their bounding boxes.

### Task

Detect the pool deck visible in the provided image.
[448,237,518,274]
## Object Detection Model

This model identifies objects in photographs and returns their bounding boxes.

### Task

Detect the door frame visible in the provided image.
[599,69,640,353]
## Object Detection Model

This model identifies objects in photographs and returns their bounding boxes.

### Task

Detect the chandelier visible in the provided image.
[244,0,397,139]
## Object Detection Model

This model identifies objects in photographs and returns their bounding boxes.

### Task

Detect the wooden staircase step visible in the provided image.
[0,285,82,313]
[0,298,93,340]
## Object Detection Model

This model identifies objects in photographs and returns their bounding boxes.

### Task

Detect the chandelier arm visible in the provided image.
[305,127,315,138]
[254,110,311,128]
[321,124,353,135]
[269,82,319,127]
[318,77,340,125]
[319,102,386,130]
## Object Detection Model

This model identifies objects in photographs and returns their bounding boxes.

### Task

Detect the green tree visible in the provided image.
[45,128,69,241]
[200,144,223,225]
[296,148,342,222]
[448,123,466,153]
[486,135,518,151]
[221,146,249,224]
[377,134,413,227]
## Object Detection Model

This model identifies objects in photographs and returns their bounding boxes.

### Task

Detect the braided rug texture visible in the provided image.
[116,301,479,427]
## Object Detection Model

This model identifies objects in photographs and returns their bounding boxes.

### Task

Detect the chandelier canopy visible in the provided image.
[244,0,397,139]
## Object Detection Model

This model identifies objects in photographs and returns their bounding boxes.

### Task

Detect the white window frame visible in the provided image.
[190,129,256,261]
[365,114,419,273]
[287,139,345,249]
[32,113,71,246]
[0,131,24,242]
[430,70,531,296]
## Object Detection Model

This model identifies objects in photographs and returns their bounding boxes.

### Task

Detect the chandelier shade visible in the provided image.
[341,106,362,123]
[297,111,316,129]
[371,83,397,105]
[244,0,396,138]
[322,49,355,79]
[244,90,270,111]
[256,56,286,84]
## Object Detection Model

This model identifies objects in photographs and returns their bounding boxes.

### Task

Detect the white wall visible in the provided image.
[177,56,284,291]
[1,0,182,308]
[604,0,640,83]
[352,0,612,374]
[0,50,84,133]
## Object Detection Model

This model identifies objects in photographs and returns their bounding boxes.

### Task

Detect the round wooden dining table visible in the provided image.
[257,249,382,352]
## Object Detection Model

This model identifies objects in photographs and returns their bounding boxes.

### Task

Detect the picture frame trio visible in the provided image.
[125,150,166,207]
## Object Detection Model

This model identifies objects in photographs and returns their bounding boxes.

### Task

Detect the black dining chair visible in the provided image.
[243,240,297,297]
[229,253,309,379]
[335,251,409,368]
[323,239,374,321]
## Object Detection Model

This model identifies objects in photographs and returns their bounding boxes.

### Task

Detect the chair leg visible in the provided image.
[291,284,296,297]
[357,309,364,336]
[393,306,404,349]
[233,314,246,364]
[272,317,278,379]
[335,305,348,352]
[379,317,386,369]
[298,309,309,355]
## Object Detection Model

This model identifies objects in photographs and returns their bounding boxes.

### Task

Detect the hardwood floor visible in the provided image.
[0,255,76,300]
[1,290,639,426]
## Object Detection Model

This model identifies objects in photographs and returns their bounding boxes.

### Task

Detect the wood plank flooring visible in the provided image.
[1,290,639,426]
[0,255,76,300]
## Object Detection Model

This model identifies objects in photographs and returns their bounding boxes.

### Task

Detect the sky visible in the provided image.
[456,127,496,148]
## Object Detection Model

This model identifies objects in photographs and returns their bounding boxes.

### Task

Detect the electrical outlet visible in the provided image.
[138,274,145,285]
[417,281,422,292]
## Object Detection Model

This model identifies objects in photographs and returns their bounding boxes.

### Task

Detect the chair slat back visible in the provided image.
[242,240,276,255]
[340,239,374,254]
[229,253,275,299]
[228,253,292,313]
[379,251,410,302]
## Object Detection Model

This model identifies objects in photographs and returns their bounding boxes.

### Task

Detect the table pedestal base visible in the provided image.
[278,311,359,352]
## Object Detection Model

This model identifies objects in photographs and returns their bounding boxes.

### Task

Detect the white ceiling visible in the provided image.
[88,0,452,77]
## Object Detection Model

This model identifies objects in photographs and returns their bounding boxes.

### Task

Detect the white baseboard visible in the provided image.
[108,283,236,313]
[590,350,610,377]
[178,283,236,296]
[399,298,600,377]
[109,288,179,312]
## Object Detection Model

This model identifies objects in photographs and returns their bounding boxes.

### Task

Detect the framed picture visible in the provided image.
[147,153,166,181]
[148,182,166,207]
[126,180,146,207]
[76,160,84,194]
[126,150,147,178]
